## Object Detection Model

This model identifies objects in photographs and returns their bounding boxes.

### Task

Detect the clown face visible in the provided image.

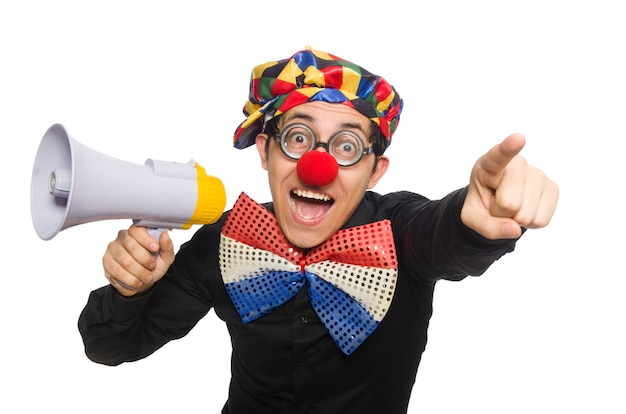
[255,101,389,248]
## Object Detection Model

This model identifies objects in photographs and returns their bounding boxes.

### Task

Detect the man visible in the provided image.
[79,47,559,413]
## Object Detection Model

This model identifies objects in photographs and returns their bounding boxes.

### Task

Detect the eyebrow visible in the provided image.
[284,111,368,134]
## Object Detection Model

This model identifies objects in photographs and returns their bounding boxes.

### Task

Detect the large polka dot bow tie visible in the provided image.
[219,192,398,355]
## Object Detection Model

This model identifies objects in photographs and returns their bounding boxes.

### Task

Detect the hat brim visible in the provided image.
[233,88,380,150]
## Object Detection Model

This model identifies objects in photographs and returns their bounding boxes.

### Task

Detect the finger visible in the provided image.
[482,217,523,240]
[123,226,161,272]
[128,225,161,257]
[488,155,528,218]
[127,228,174,274]
[461,192,523,240]
[478,133,526,179]
[156,230,175,268]
[531,179,559,228]
[107,275,138,291]
[514,174,560,229]
[102,230,155,290]
[490,163,559,229]
[103,243,150,292]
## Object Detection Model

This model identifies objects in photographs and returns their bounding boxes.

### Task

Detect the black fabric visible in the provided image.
[78,187,517,414]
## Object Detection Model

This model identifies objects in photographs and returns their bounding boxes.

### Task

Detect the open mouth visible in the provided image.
[290,189,334,221]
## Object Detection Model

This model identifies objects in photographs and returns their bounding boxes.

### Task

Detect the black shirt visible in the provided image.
[78,188,517,413]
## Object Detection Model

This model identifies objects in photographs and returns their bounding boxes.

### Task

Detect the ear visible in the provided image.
[255,134,269,170]
[367,155,389,189]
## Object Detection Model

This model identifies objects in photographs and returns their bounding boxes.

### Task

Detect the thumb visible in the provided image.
[154,231,175,276]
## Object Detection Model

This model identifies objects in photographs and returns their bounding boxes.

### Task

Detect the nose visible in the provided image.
[296,150,339,187]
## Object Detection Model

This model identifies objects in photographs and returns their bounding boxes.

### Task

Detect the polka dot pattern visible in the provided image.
[219,193,398,355]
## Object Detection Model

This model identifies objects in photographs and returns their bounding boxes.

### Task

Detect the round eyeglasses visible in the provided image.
[273,123,374,167]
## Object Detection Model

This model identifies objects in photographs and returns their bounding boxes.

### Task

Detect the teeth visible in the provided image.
[293,189,332,202]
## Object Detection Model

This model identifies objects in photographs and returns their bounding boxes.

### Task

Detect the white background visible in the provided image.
[1,1,624,413]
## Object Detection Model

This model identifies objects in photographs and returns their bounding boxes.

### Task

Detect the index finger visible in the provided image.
[128,224,161,254]
[479,133,527,174]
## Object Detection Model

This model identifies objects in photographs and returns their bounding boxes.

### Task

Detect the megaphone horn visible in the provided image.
[30,123,227,241]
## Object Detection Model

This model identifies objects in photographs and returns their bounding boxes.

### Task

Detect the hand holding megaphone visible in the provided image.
[30,123,227,293]
[102,222,177,293]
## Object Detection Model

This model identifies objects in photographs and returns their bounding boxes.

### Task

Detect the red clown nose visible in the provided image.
[296,151,339,187]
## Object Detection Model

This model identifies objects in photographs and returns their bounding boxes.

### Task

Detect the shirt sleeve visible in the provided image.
[77,285,156,365]
[77,216,226,366]
[388,186,519,284]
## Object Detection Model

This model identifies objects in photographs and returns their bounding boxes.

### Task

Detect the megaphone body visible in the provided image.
[31,123,227,241]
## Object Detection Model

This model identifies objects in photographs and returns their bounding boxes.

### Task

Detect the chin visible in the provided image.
[285,226,334,249]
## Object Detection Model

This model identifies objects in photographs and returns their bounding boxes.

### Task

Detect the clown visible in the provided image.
[79,47,559,413]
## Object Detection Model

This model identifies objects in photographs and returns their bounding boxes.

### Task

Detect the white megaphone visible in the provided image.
[31,123,227,241]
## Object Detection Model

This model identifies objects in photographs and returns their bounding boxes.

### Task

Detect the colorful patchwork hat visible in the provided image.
[233,46,403,152]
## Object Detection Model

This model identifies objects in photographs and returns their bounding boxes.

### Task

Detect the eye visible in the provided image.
[290,132,308,145]
[281,124,314,155]
[331,133,362,162]
[338,141,357,153]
